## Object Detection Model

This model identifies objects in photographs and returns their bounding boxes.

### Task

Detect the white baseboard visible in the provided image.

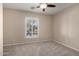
[3,39,52,47]
[4,38,79,52]
[52,39,79,52]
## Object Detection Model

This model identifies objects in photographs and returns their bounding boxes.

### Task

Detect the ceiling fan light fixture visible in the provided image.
[40,3,47,9]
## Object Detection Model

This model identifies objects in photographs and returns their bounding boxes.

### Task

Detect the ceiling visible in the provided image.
[3,3,74,15]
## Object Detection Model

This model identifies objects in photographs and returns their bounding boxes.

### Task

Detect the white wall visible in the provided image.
[52,4,79,51]
[0,3,3,55]
[3,8,52,46]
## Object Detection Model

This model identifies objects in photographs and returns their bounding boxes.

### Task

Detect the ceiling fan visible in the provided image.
[31,3,56,12]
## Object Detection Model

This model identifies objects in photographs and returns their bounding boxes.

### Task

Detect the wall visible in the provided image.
[0,3,3,55]
[52,4,79,51]
[3,8,52,46]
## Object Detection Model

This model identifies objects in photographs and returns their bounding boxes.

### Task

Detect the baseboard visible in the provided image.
[52,39,79,52]
[4,38,79,52]
[3,39,52,47]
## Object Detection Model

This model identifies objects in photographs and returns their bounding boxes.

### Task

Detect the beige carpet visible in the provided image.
[3,41,79,56]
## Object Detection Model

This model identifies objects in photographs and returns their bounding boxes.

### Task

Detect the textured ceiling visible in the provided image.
[3,3,74,15]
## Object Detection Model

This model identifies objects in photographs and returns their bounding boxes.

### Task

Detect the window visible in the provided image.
[25,17,39,38]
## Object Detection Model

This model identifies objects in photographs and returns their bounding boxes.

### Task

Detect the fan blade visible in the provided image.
[36,6,40,8]
[31,7,35,9]
[31,6,40,10]
[47,4,56,7]
[43,8,45,12]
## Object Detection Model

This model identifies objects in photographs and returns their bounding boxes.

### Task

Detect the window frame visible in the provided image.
[25,17,39,38]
